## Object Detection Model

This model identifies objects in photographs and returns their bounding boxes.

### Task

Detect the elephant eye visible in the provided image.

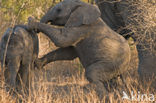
[57,8,61,13]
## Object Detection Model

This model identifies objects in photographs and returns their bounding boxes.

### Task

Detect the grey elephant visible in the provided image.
[28,0,131,99]
[95,0,133,39]
[96,0,156,89]
[0,25,39,94]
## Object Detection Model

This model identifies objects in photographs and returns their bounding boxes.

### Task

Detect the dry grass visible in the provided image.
[0,65,155,103]
[0,0,156,103]
[125,0,156,54]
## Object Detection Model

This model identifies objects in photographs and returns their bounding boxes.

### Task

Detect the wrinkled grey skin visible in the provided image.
[95,0,133,38]
[28,0,130,98]
[95,0,124,32]
[96,0,156,89]
[0,25,39,94]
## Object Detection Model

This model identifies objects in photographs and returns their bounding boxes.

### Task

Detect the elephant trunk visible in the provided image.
[40,16,49,23]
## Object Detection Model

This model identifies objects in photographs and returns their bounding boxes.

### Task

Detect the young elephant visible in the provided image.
[0,25,39,94]
[28,0,131,99]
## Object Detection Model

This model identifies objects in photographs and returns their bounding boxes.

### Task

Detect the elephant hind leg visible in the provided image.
[84,65,108,100]
[4,57,21,94]
[16,62,31,95]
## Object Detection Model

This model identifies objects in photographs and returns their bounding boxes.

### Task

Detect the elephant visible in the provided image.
[0,25,39,95]
[95,0,156,89]
[95,0,133,39]
[27,0,131,99]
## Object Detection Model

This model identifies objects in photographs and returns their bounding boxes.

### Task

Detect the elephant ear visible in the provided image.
[65,4,101,27]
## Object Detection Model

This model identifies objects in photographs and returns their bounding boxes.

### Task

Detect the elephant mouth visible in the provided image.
[47,20,54,24]
[48,19,65,26]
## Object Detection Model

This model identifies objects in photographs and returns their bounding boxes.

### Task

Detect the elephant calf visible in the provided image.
[28,0,131,99]
[0,25,39,94]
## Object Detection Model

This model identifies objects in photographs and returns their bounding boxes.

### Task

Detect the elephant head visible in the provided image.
[40,0,101,27]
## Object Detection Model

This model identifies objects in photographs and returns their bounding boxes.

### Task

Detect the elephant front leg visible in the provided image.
[35,46,78,69]
[28,17,89,48]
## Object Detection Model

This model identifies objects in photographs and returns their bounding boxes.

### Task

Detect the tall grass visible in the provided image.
[0,67,154,103]
[0,0,156,103]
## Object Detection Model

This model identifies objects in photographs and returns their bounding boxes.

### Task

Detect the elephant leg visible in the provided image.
[35,46,78,69]
[16,62,31,95]
[84,64,108,100]
[4,57,20,93]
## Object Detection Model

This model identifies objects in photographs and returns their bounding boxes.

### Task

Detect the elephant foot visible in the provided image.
[4,81,17,97]
[83,81,109,101]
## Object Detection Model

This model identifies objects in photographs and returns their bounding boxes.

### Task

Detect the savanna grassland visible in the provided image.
[0,0,156,103]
